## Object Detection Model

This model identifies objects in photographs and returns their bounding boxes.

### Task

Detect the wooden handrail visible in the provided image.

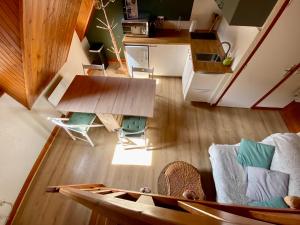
[59,187,231,225]
[47,184,300,225]
[178,201,271,225]
[75,186,299,214]
[46,183,105,192]
[247,211,300,225]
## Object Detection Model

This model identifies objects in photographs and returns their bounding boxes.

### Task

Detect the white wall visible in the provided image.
[218,0,300,108]
[257,72,300,108]
[217,18,259,70]
[57,33,90,85]
[191,0,221,29]
[190,0,259,71]
[0,94,59,225]
[162,0,221,30]
[0,32,89,224]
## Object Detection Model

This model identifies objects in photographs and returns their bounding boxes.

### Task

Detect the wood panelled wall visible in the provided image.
[22,0,82,107]
[0,0,27,106]
[75,0,95,41]
[0,0,82,108]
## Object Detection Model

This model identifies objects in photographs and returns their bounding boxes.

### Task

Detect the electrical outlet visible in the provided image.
[0,200,12,207]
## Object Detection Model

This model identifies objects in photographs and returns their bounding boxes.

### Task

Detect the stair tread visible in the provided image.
[104,192,127,198]
[136,195,155,206]
[91,190,112,194]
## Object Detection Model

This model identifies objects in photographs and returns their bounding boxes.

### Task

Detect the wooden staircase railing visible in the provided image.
[47,183,300,225]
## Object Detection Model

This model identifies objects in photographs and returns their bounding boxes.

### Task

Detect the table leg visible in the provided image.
[96,113,122,132]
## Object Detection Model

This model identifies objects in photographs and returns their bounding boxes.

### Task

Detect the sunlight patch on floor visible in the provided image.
[112,143,152,166]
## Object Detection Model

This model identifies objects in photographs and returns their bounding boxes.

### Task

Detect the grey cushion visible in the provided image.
[209,144,249,204]
[269,133,300,196]
[246,166,289,202]
[209,133,300,205]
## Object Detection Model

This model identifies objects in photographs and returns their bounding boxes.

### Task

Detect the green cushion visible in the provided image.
[248,197,289,208]
[67,112,96,132]
[122,116,146,133]
[237,139,275,169]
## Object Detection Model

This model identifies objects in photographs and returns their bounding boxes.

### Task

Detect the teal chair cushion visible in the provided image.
[122,116,147,133]
[67,112,96,132]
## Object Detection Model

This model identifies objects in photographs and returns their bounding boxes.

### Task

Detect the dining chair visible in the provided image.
[118,116,148,148]
[48,112,104,147]
[82,64,107,76]
[132,66,154,79]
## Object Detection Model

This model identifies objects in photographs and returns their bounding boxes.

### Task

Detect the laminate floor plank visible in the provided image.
[13,77,288,225]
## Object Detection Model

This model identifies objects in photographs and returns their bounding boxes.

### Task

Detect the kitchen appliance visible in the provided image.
[122,19,149,37]
[125,45,149,78]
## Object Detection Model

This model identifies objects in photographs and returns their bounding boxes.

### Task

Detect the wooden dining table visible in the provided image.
[56,75,156,132]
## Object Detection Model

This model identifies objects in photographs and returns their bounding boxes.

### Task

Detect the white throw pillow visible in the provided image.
[269,133,300,196]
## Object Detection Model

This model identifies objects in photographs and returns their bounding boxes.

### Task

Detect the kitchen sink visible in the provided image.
[196,53,222,62]
[190,32,217,40]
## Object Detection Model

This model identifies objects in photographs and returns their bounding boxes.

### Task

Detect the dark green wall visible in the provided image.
[86,0,125,60]
[137,0,194,20]
[86,0,194,60]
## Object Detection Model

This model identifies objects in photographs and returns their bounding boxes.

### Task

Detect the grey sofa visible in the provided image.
[209,133,300,205]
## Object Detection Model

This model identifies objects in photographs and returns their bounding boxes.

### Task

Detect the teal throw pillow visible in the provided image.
[237,139,275,169]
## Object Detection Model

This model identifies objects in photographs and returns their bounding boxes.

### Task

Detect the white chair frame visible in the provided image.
[132,66,154,79]
[82,64,107,76]
[48,116,104,147]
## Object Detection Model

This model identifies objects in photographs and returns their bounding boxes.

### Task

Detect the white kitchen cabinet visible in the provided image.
[149,44,189,76]
[182,52,229,104]
[185,73,226,103]
[124,45,149,77]
[182,48,193,95]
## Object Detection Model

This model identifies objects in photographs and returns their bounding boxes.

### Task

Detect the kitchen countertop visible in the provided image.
[122,29,232,74]
[122,29,191,45]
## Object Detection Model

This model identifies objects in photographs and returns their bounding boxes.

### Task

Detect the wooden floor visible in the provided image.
[281,101,300,133]
[13,77,288,225]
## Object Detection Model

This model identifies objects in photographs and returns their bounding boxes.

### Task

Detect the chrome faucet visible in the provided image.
[221,41,231,59]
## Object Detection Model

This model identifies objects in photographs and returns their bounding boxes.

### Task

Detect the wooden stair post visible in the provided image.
[47,183,300,225]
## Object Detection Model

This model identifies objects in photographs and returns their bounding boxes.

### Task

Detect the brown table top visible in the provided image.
[57,75,156,117]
